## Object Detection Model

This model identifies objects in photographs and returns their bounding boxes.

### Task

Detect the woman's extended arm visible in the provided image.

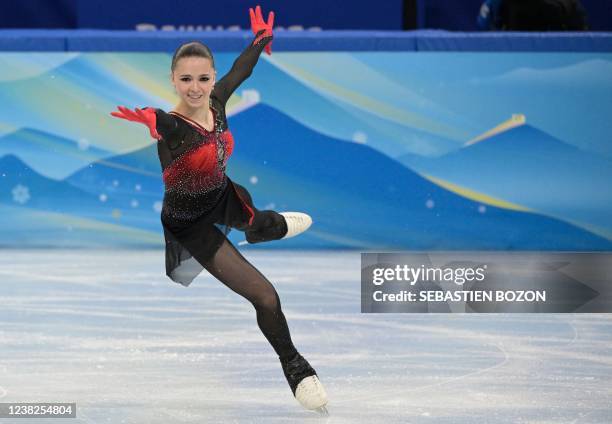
[213,6,274,105]
[110,106,178,141]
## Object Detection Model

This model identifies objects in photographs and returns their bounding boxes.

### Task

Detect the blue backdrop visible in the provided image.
[0,31,611,250]
[2,1,612,31]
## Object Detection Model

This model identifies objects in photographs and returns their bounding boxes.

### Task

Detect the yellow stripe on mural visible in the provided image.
[266,56,463,140]
[420,173,531,212]
[465,114,526,146]
[95,158,160,177]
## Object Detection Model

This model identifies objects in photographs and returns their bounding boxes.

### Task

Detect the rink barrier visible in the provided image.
[0,29,611,52]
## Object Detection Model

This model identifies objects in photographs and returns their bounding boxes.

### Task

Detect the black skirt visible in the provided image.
[161,177,255,287]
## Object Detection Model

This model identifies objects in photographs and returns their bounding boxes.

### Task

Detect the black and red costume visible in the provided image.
[154,34,287,288]
[112,29,316,379]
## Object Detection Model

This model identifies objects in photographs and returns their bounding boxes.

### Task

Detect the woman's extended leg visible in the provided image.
[201,234,298,360]
[200,234,327,411]
[231,182,311,243]
[174,224,328,410]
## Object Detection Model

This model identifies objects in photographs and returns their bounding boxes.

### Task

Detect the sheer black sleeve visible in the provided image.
[154,109,180,170]
[154,109,179,140]
[212,32,272,106]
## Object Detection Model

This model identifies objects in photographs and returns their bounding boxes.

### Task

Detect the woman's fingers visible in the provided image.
[110,111,128,120]
[267,10,274,28]
[250,6,273,33]
[117,106,138,120]
[249,7,256,27]
[111,106,142,122]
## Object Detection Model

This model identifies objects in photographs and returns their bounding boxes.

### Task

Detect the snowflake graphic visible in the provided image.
[12,184,30,205]
[352,131,367,144]
[77,138,90,151]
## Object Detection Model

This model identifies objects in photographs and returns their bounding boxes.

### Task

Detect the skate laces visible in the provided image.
[279,212,312,239]
[286,215,306,229]
[297,376,322,395]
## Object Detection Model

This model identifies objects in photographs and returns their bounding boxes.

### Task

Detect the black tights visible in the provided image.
[201,233,297,360]
[166,182,297,360]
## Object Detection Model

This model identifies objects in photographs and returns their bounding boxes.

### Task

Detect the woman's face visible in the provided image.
[171,56,216,109]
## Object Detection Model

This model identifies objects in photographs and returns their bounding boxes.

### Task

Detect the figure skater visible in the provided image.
[111,5,328,414]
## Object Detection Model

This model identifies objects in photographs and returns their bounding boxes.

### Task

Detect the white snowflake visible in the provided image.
[241,89,260,103]
[478,205,487,214]
[135,184,142,192]
[425,199,435,209]
[99,193,108,202]
[77,138,90,151]
[130,199,139,208]
[153,201,163,213]
[352,131,367,144]
[112,180,119,187]
[250,176,258,185]
[12,184,30,205]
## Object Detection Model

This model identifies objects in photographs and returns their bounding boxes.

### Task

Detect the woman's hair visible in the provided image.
[171,41,215,71]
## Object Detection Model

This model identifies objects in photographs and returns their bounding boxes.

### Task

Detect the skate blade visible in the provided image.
[238,240,248,246]
[314,405,329,416]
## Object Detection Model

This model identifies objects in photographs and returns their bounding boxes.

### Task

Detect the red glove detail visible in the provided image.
[249,5,274,55]
[110,106,162,140]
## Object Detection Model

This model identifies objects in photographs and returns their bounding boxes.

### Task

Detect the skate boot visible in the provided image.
[239,212,312,246]
[281,353,328,414]
[279,212,312,239]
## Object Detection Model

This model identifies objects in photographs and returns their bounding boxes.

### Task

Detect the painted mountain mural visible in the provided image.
[226,104,612,250]
[0,127,111,179]
[0,155,160,247]
[400,123,612,240]
[0,51,610,249]
[4,104,610,249]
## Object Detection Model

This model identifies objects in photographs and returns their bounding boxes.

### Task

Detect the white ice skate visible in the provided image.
[294,375,329,415]
[279,212,312,239]
[280,353,329,415]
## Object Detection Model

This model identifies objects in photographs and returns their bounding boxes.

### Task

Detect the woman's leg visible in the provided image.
[231,182,288,243]
[177,224,327,410]
[200,233,298,360]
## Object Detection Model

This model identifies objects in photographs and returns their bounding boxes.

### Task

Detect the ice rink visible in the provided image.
[1,250,611,423]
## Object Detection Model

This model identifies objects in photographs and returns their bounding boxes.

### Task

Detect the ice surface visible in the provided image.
[0,250,610,423]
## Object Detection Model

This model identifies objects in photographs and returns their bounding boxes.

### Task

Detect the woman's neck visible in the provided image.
[174,100,211,122]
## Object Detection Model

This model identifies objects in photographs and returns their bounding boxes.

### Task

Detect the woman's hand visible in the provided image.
[110,106,161,140]
[249,5,274,55]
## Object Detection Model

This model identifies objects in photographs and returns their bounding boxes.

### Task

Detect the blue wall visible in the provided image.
[1,0,403,30]
[2,1,611,31]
